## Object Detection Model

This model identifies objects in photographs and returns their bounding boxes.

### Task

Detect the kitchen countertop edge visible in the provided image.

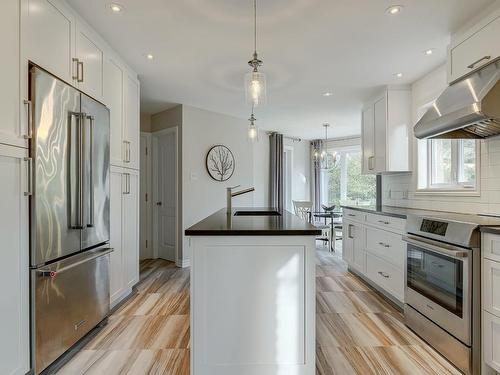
[185,207,322,236]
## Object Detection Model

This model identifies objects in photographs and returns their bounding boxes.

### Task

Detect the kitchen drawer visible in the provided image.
[365,227,405,268]
[483,258,500,319]
[365,213,405,233]
[483,310,500,373]
[343,209,365,223]
[366,253,404,302]
[483,233,500,263]
[449,15,500,83]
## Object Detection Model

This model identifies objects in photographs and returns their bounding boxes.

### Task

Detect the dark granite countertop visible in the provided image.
[185,207,322,236]
[342,205,500,229]
[341,205,416,219]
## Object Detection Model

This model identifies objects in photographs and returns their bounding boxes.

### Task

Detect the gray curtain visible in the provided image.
[311,139,322,212]
[270,133,284,211]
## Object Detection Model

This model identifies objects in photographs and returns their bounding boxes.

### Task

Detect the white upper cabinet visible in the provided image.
[124,73,140,170]
[0,145,29,375]
[75,21,104,102]
[21,0,75,83]
[448,9,500,83]
[105,56,125,167]
[0,0,24,148]
[361,86,411,174]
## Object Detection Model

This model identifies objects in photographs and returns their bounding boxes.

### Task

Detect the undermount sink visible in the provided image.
[233,210,281,217]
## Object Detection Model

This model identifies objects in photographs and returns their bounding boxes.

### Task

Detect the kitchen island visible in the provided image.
[185,208,321,375]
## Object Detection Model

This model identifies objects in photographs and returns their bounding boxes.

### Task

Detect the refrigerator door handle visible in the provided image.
[35,247,113,275]
[87,115,94,227]
[78,112,85,229]
[68,111,84,229]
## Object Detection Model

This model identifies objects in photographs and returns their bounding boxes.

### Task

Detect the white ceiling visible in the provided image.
[68,0,495,139]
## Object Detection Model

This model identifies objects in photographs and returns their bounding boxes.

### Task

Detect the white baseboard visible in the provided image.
[176,258,190,268]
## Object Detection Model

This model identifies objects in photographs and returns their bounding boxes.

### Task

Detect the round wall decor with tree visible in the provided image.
[206,145,235,181]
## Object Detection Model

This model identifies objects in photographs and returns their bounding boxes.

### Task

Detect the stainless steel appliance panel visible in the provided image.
[31,67,82,266]
[405,304,472,375]
[405,235,471,344]
[33,247,111,374]
[81,94,110,249]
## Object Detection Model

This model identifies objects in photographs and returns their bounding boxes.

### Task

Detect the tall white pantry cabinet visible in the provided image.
[0,0,140,373]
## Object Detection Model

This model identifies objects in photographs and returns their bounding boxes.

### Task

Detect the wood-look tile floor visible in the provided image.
[59,246,461,375]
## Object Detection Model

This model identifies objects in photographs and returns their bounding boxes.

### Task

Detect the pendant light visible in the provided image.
[245,0,267,107]
[313,123,338,170]
[248,107,259,142]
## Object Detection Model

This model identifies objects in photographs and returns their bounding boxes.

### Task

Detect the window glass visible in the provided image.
[324,148,376,206]
[460,139,476,184]
[431,139,452,185]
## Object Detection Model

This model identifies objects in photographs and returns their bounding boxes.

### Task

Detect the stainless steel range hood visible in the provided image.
[414,59,500,139]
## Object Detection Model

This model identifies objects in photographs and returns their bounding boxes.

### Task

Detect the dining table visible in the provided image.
[309,210,343,251]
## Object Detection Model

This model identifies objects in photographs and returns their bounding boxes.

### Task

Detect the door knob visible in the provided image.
[156,201,162,206]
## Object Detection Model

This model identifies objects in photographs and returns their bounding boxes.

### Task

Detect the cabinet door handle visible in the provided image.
[23,100,33,139]
[368,156,375,170]
[378,242,390,248]
[378,271,390,278]
[24,157,33,196]
[348,224,354,239]
[72,58,79,81]
[123,141,131,163]
[77,61,84,83]
[467,55,491,69]
[378,220,390,225]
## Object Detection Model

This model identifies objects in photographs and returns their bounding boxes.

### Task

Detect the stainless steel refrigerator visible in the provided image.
[28,65,112,374]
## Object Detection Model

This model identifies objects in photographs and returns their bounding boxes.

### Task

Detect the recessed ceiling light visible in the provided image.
[109,3,124,13]
[323,92,333,97]
[395,72,403,78]
[145,54,154,60]
[424,48,435,56]
[386,5,403,15]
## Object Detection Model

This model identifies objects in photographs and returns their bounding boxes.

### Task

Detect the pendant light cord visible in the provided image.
[254,0,257,53]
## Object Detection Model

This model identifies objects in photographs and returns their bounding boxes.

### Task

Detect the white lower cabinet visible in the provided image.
[483,311,500,372]
[342,210,406,304]
[482,232,500,373]
[110,166,139,307]
[342,221,354,264]
[365,253,404,301]
[0,144,29,375]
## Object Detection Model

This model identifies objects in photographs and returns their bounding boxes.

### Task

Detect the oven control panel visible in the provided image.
[420,219,448,236]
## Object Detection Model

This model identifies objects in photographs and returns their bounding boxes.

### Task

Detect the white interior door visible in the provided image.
[154,129,177,262]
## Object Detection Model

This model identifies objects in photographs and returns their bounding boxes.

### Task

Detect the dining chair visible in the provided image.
[292,200,330,249]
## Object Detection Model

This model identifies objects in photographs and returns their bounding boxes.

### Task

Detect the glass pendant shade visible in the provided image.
[248,112,259,142]
[248,124,259,142]
[245,70,267,107]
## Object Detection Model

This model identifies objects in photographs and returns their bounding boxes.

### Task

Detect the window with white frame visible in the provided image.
[320,146,376,206]
[417,102,480,192]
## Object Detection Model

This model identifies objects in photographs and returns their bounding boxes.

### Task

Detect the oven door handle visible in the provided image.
[403,234,470,258]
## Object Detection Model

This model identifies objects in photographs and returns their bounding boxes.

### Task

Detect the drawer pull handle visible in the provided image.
[467,55,491,69]
[378,220,390,225]
[378,271,390,278]
[348,214,356,217]
[378,242,390,248]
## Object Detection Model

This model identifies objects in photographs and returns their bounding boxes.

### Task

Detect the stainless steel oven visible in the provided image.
[403,213,482,375]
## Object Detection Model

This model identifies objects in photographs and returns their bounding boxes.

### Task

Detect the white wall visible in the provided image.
[181,105,255,260]
[383,64,500,215]
[284,138,311,203]
[253,130,270,206]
